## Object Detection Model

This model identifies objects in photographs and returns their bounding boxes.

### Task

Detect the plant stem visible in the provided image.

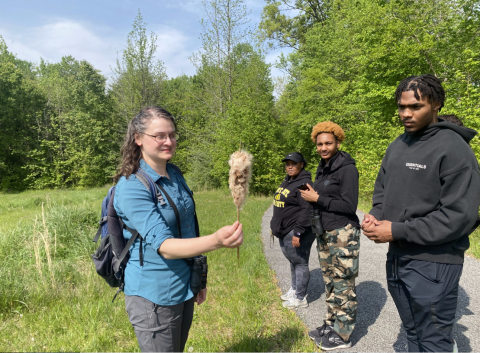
[237,206,240,266]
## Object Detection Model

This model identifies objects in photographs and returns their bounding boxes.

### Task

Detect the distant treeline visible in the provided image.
[1,0,479,197]
[261,0,480,196]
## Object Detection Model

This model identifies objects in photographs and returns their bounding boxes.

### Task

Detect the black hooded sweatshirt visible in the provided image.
[370,120,480,264]
[313,151,360,230]
[270,169,313,238]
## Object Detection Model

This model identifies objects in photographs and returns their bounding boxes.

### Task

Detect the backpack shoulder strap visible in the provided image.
[113,170,158,267]
[117,228,140,263]
[135,169,158,205]
[155,182,183,239]
[168,164,200,239]
[137,167,199,239]
[168,163,184,178]
[93,186,116,243]
[168,163,190,194]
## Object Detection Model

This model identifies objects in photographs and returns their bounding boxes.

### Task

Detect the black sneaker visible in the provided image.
[318,330,352,350]
[308,322,334,341]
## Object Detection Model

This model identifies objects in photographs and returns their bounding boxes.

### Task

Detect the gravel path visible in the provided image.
[261,205,480,352]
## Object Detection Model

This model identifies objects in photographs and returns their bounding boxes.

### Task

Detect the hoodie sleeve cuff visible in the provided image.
[391,222,407,241]
[369,210,382,221]
[293,228,304,237]
[316,195,332,209]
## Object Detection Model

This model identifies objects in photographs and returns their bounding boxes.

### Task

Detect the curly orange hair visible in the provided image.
[311,121,345,143]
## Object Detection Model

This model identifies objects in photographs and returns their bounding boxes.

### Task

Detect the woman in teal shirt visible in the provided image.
[113,106,243,352]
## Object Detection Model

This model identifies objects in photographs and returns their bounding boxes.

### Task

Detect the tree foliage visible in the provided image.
[259,0,331,50]
[110,11,167,123]
[0,37,45,190]
[0,38,122,190]
[3,0,479,196]
[186,0,285,193]
[27,57,121,188]
[267,0,480,197]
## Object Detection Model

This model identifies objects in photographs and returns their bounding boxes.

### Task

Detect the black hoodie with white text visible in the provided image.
[270,169,313,238]
[370,120,480,264]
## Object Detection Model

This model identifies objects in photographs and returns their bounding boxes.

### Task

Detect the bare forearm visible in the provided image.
[158,235,220,259]
[159,222,243,259]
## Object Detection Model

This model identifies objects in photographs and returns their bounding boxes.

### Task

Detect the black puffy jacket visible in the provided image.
[313,151,360,230]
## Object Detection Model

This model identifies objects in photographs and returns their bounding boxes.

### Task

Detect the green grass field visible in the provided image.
[1,189,477,351]
[0,188,316,352]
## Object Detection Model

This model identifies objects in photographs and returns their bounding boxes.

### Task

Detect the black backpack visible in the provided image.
[91,164,199,301]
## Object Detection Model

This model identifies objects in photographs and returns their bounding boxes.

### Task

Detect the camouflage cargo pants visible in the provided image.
[316,223,360,341]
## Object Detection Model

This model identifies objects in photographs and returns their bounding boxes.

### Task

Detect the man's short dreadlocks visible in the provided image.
[395,74,445,111]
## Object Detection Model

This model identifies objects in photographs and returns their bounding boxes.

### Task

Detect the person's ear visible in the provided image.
[134,133,142,146]
[433,101,441,112]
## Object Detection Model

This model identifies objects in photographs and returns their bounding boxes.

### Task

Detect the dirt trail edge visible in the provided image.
[260,205,480,352]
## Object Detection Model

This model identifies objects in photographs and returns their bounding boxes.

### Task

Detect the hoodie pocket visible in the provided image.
[383,203,406,222]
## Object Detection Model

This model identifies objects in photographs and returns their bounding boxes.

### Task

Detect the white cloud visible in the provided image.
[154,25,197,78]
[0,14,288,82]
[0,20,198,79]
[1,21,121,76]
[1,37,45,63]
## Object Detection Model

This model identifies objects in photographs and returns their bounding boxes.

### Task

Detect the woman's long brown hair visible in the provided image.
[113,106,176,183]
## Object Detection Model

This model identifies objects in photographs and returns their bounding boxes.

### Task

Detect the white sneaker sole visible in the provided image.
[285,302,309,309]
[280,293,294,300]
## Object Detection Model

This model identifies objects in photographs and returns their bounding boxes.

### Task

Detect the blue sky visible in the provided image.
[0,0,288,79]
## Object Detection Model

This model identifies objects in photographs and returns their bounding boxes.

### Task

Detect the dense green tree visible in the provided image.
[110,11,167,123]
[161,74,209,175]
[209,43,285,193]
[187,0,285,193]
[26,57,121,188]
[4,0,478,196]
[0,37,45,190]
[190,0,255,120]
[266,0,480,196]
[259,0,331,50]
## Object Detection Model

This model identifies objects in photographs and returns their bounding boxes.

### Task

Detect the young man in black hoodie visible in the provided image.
[363,74,480,352]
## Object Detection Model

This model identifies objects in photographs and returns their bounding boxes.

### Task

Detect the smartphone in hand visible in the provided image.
[297,183,309,191]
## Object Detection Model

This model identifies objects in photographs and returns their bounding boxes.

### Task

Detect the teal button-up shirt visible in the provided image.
[114,160,196,305]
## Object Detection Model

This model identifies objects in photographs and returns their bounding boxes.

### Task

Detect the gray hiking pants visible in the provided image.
[125,295,195,352]
[279,229,316,300]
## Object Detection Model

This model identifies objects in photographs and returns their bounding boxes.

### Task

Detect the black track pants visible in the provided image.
[386,254,463,352]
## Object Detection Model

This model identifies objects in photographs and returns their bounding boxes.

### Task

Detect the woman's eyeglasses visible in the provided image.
[141,132,179,143]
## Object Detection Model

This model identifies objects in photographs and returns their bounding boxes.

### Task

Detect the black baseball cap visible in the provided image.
[282,152,307,167]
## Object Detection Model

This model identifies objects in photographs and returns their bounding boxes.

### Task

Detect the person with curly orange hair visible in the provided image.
[299,121,360,350]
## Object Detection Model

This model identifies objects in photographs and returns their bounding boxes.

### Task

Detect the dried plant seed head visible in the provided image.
[228,150,253,209]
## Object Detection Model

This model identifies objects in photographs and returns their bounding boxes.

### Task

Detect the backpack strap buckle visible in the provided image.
[157,194,167,206]
[99,216,108,225]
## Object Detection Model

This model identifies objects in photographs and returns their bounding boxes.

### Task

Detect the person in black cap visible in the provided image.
[271,152,315,309]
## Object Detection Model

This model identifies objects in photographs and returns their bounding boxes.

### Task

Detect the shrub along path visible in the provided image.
[261,206,480,352]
